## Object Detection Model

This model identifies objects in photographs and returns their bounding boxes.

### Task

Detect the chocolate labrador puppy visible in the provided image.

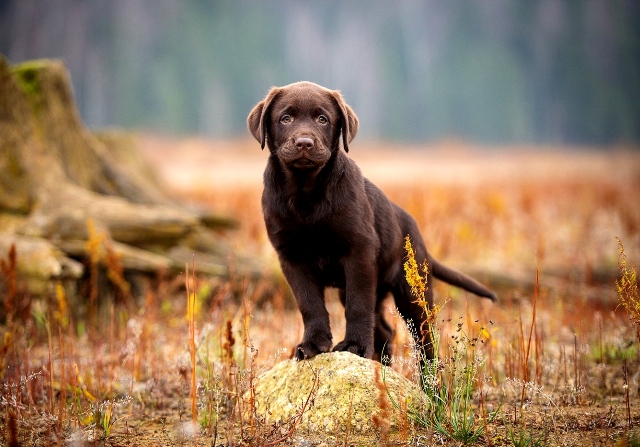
[247,81,496,363]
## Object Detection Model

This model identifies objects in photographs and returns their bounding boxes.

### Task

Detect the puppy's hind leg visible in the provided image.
[392,276,435,362]
[373,297,395,364]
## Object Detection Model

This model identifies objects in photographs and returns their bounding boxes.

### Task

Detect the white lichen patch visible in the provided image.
[250,351,427,435]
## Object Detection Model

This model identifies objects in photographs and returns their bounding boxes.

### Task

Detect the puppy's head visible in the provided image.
[247,81,359,171]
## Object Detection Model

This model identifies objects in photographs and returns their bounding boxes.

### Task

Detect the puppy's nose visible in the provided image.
[295,137,314,151]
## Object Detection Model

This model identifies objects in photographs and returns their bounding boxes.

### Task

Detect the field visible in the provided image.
[1,137,640,446]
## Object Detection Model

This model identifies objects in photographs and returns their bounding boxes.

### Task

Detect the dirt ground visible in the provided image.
[138,137,640,446]
[2,137,640,446]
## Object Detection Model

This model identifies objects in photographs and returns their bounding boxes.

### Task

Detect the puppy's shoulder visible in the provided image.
[333,151,365,184]
[363,177,387,201]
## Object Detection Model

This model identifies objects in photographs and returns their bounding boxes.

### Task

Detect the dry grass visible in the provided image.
[1,138,640,446]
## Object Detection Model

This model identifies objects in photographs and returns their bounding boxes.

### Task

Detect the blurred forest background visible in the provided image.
[1,0,639,146]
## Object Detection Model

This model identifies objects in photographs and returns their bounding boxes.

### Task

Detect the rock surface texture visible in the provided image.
[251,351,427,437]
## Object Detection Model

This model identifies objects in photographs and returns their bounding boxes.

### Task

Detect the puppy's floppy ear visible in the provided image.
[331,90,359,153]
[247,87,281,150]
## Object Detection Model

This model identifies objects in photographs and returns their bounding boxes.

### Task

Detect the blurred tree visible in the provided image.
[0,0,638,145]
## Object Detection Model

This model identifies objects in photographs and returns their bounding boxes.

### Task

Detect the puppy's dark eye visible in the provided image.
[280,114,292,124]
[317,115,328,125]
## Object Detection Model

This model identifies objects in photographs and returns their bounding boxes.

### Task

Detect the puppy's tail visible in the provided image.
[430,258,497,301]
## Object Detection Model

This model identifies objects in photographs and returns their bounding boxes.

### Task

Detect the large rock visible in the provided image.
[251,351,428,437]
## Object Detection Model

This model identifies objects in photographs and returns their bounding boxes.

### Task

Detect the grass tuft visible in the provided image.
[616,237,640,343]
[404,236,496,444]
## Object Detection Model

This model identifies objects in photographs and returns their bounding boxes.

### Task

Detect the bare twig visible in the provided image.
[263,362,319,447]
[520,269,539,410]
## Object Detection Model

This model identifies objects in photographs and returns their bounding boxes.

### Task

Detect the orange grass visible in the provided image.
[0,141,639,445]
[186,258,198,438]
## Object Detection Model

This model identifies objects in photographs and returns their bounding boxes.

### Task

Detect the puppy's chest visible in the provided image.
[274,223,350,265]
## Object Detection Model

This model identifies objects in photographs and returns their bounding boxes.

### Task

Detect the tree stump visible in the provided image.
[0,56,257,299]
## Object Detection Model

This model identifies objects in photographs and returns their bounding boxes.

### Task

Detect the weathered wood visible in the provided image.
[19,183,200,246]
[0,57,35,214]
[95,130,169,204]
[0,233,83,295]
[453,264,619,303]
[56,239,172,274]
[0,56,253,296]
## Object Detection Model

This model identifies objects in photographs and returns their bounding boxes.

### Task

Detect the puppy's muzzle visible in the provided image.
[279,135,330,170]
[295,137,315,152]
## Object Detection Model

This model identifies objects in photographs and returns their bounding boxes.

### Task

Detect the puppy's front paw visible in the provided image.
[333,340,373,358]
[294,339,330,361]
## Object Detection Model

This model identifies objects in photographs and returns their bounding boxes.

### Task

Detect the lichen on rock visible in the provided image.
[250,351,427,437]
